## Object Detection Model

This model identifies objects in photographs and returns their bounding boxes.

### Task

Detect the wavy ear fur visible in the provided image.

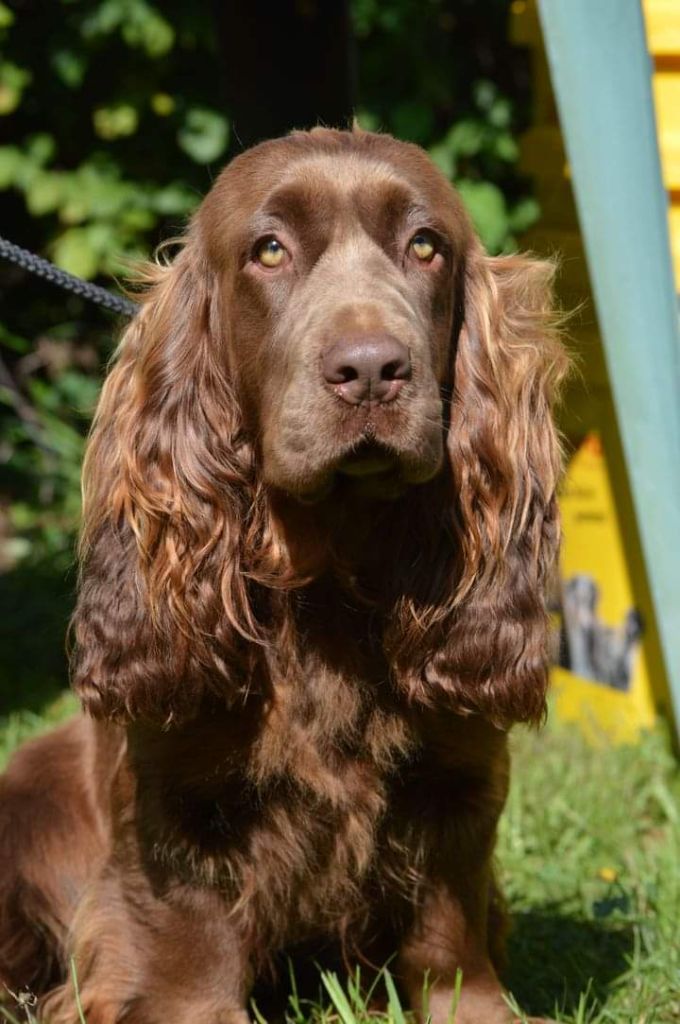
[390,250,569,726]
[72,236,264,724]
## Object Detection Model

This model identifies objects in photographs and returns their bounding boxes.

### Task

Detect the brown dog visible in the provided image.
[0,128,567,1024]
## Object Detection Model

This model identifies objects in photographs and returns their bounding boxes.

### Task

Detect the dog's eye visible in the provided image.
[256,238,286,268]
[409,233,436,262]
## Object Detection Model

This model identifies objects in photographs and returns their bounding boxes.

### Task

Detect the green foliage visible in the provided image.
[0,2,226,282]
[0,0,228,578]
[177,107,230,164]
[499,720,680,1023]
[0,693,77,772]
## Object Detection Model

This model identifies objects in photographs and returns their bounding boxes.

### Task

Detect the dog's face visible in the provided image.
[199,131,475,500]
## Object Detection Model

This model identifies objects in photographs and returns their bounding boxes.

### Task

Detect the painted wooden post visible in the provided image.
[537,0,680,737]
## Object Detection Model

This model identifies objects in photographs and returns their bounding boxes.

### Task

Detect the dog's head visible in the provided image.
[73,128,568,726]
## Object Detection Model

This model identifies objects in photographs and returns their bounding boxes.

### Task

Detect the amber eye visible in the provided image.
[410,233,436,262]
[256,237,286,268]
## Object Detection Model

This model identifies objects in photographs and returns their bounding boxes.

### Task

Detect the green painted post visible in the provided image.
[537,0,680,737]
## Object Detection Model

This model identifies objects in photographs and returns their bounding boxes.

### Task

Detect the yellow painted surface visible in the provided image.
[669,205,680,285]
[652,73,680,189]
[553,434,658,744]
[644,0,680,56]
[643,1,680,289]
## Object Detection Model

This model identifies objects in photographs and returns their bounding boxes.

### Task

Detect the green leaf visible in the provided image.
[150,92,175,116]
[59,193,89,225]
[445,119,485,158]
[81,0,174,57]
[489,96,512,129]
[51,49,87,88]
[354,107,380,132]
[151,182,198,216]
[0,62,31,115]
[72,163,130,219]
[80,0,123,38]
[119,206,156,230]
[0,2,14,28]
[122,5,175,57]
[456,179,509,254]
[26,171,64,216]
[508,196,540,234]
[428,142,455,180]
[26,133,56,166]
[177,108,229,164]
[52,227,100,279]
[494,132,519,163]
[93,104,139,140]
[0,145,21,188]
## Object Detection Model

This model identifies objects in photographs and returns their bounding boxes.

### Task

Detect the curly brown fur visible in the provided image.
[0,128,568,1024]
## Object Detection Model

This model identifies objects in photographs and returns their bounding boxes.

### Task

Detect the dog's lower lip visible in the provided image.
[336,448,398,478]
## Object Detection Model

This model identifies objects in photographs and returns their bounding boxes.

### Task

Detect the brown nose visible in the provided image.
[322,334,411,406]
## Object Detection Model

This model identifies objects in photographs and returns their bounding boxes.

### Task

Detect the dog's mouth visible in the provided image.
[336,440,399,479]
[293,442,404,504]
[281,423,445,505]
[334,441,410,499]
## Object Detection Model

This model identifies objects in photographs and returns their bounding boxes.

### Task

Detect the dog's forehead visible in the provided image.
[202,135,470,253]
[259,154,428,235]
[277,151,414,194]
[271,150,455,220]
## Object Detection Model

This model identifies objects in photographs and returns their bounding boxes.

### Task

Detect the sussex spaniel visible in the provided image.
[0,128,567,1024]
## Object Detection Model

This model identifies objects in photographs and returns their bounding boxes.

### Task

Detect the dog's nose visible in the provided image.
[322,335,411,405]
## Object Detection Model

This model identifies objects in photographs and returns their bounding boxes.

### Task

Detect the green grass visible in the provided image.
[1,702,678,1023]
[500,719,680,1023]
[0,693,78,771]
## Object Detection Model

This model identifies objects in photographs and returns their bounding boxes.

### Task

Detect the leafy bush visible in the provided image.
[0,0,227,570]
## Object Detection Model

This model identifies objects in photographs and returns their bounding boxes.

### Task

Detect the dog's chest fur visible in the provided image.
[124,595,432,946]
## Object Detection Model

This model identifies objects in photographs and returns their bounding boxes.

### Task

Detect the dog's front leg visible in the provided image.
[40,872,254,1024]
[396,872,516,1024]
[393,715,551,1024]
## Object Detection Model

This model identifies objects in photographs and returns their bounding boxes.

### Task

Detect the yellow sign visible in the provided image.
[551,433,657,743]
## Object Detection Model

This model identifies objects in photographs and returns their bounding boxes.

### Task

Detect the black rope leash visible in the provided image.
[0,235,138,318]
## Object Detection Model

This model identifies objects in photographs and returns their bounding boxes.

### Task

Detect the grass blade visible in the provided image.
[70,957,87,1024]
[383,968,407,1024]
[321,971,358,1024]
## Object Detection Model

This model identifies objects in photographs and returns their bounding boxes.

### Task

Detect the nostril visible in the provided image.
[381,359,409,382]
[323,362,360,385]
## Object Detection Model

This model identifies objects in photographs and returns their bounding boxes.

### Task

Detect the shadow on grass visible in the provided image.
[0,559,74,715]
[505,909,633,1019]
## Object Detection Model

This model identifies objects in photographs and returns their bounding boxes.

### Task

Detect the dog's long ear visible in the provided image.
[72,234,261,725]
[391,249,569,726]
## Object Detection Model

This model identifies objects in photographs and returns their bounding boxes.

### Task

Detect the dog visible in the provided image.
[0,127,568,1024]
[561,574,643,690]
